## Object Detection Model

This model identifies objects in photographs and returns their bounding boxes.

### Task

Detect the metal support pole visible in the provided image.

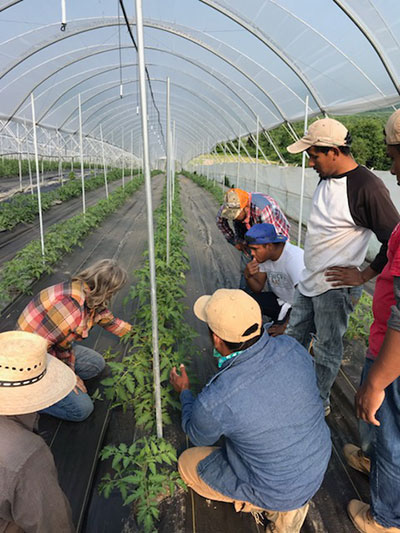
[24,120,33,195]
[78,94,86,215]
[206,137,210,182]
[121,127,125,189]
[17,123,22,191]
[166,77,171,265]
[31,94,45,259]
[100,125,109,199]
[172,119,176,205]
[263,130,287,166]
[255,116,259,191]
[237,129,241,188]
[298,96,309,247]
[135,0,163,438]
[130,130,134,181]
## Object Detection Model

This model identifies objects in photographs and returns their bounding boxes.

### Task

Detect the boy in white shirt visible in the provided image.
[244,223,304,336]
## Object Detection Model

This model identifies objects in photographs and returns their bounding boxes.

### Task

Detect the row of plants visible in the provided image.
[0,168,140,232]
[345,291,373,344]
[180,169,225,204]
[99,178,196,532]
[0,157,85,178]
[0,174,145,305]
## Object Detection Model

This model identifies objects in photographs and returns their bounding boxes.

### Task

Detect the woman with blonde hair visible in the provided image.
[16,259,132,422]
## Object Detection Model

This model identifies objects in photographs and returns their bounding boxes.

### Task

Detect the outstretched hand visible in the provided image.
[170,364,190,393]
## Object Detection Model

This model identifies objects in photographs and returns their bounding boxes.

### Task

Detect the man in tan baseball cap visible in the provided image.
[284,117,398,418]
[0,331,75,532]
[344,109,400,533]
[170,289,331,532]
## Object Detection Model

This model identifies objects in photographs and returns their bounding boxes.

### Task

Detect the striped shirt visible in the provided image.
[216,193,290,245]
[16,281,131,370]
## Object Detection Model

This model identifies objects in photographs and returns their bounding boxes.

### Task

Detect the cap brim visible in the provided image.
[286,139,312,154]
[221,206,242,220]
[193,295,211,323]
[0,354,76,416]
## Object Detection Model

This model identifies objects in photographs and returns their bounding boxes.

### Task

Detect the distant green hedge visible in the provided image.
[219,112,392,170]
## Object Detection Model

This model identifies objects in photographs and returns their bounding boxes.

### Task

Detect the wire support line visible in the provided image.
[118,0,165,149]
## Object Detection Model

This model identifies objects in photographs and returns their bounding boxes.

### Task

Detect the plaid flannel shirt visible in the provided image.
[216,192,290,245]
[16,280,131,370]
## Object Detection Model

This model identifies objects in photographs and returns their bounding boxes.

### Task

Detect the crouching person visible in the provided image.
[170,289,331,533]
[16,259,132,422]
[0,331,76,532]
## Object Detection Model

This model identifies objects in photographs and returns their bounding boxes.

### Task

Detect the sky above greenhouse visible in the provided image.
[0,0,399,163]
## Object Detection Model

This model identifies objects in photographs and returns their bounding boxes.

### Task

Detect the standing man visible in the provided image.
[0,330,76,532]
[170,289,331,533]
[345,109,400,533]
[216,188,290,288]
[286,118,399,415]
[243,223,304,336]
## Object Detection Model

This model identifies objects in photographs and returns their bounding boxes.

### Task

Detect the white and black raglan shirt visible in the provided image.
[299,165,400,297]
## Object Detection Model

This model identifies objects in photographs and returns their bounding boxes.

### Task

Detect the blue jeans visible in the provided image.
[286,286,362,407]
[40,345,105,422]
[359,356,400,528]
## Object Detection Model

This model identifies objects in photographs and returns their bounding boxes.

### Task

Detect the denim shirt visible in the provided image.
[180,330,331,511]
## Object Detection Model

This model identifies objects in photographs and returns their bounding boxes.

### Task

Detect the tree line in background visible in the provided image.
[221,111,394,171]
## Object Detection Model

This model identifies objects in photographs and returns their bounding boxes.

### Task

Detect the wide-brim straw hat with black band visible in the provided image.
[0,331,76,416]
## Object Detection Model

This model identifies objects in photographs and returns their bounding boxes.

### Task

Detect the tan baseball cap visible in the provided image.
[385,110,400,145]
[220,188,249,220]
[287,118,350,153]
[193,289,262,343]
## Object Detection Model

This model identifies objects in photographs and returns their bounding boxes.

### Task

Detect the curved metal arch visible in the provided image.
[84,91,231,149]
[332,0,400,96]
[82,83,240,140]
[201,0,387,106]
[95,107,206,159]
[111,118,202,157]
[7,44,268,127]
[0,17,290,121]
[32,46,275,127]
[109,99,224,146]
[58,72,252,136]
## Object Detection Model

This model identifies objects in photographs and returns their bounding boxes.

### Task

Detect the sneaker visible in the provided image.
[343,444,370,475]
[324,405,331,417]
[347,500,400,532]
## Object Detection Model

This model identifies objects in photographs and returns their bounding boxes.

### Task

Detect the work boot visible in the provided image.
[348,500,400,532]
[343,444,370,475]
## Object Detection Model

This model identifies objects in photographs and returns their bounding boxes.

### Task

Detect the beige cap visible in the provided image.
[287,118,350,153]
[0,331,76,415]
[193,289,262,343]
[220,188,249,220]
[385,110,400,145]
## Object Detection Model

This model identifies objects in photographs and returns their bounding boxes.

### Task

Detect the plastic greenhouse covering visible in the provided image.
[0,0,399,165]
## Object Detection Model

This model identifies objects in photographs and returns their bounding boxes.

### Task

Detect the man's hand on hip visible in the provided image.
[170,364,190,393]
[325,266,364,287]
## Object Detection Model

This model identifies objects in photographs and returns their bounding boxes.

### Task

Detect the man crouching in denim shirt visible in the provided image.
[170,288,331,533]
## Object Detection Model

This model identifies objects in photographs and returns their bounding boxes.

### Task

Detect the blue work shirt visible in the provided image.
[180,329,331,511]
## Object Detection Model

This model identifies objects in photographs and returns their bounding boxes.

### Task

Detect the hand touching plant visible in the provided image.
[170,364,190,392]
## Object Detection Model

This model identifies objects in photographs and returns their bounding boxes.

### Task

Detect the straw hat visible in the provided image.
[0,331,76,416]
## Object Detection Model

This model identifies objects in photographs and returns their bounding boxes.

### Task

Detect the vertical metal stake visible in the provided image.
[135,0,163,439]
[30,94,45,259]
